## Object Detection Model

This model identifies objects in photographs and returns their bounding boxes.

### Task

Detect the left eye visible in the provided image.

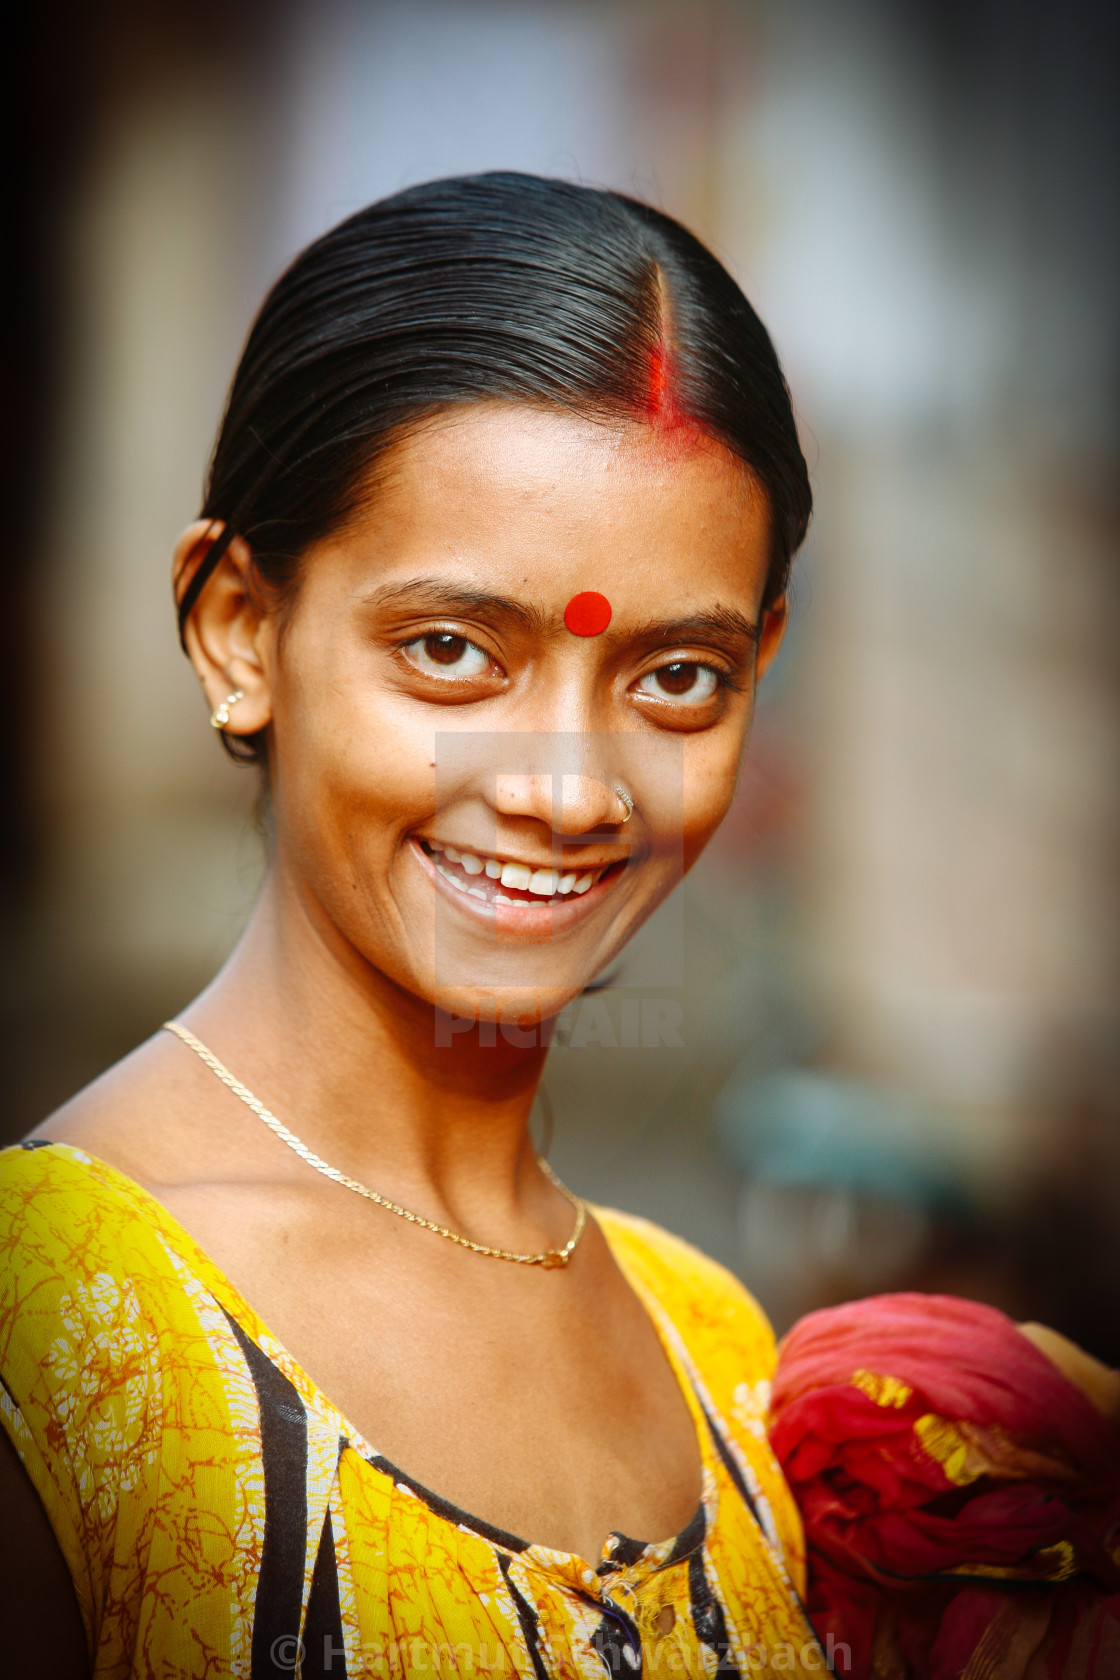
[636,662,720,705]
[403,634,492,678]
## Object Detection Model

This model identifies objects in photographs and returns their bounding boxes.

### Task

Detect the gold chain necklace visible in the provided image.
[162,1021,586,1268]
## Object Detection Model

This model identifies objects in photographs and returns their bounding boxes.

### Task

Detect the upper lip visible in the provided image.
[414,836,628,872]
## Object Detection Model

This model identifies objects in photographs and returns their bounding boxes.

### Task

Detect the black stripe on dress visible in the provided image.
[688,1549,742,1677]
[663,1502,707,1568]
[222,1311,309,1679]
[591,1598,644,1677]
[698,1402,765,1531]
[301,1506,347,1678]
[699,1400,830,1668]
[367,1453,529,1553]
[600,1533,648,1571]
[496,1551,550,1680]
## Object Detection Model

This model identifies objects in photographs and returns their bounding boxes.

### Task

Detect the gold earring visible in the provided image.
[613,785,634,823]
[210,689,244,729]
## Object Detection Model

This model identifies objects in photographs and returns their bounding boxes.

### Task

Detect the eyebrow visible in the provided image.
[627,606,761,650]
[360,578,548,633]
[361,578,759,649]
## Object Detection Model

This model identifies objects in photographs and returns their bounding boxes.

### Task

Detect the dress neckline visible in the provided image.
[24,1139,718,1578]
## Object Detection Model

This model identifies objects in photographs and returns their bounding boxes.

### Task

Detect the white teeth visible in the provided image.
[430,842,610,905]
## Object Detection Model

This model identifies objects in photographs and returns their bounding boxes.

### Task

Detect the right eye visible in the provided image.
[402,634,492,679]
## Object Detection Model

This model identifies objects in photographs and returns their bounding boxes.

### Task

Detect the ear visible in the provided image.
[755,596,789,681]
[172,521,274,736]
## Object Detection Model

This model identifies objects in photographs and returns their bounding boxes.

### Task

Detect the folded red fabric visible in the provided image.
[770,1293,1120,1678]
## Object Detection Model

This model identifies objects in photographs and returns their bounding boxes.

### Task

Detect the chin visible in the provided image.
[429,984,582,1033]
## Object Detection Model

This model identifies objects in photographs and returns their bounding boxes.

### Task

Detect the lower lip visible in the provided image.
[411,841,624,935]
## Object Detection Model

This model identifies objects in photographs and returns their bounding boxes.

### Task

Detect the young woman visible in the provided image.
[0,174,822,1678]
[4,173,1117,1680]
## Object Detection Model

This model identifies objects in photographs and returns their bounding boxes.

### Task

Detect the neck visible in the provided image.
[183,867,555,1228]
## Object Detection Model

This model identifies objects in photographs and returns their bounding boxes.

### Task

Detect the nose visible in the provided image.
[494,773,623,835]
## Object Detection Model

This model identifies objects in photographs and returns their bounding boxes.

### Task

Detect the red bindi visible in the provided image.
[564,591,612,637]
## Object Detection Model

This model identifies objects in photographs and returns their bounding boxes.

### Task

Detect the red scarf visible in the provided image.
[771,1293,1120,1678]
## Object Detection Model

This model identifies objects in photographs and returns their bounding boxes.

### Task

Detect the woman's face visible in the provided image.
[244,403,783,1023]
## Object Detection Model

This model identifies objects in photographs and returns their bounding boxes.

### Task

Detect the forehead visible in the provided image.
[327,402,771,609]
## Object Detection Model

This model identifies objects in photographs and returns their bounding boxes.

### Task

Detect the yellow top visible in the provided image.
[0,1141,823,1678]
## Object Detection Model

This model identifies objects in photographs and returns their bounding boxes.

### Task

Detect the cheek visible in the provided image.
[680,723,753,869]
[268,648,428,867]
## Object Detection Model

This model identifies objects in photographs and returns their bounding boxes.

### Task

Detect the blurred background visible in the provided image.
[5,0,1119,1355]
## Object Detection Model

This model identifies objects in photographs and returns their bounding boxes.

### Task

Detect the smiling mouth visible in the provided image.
[417,838,625,908]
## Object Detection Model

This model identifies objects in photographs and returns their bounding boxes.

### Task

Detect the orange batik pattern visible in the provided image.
[0,1142,825,1678]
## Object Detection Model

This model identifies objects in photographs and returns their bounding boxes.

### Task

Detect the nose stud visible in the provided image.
[613,785,634,823]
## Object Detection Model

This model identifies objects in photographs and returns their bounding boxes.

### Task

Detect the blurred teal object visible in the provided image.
[713,1068,973,1212]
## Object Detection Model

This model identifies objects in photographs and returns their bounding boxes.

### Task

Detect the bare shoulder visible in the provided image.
[29,1029,222,1189]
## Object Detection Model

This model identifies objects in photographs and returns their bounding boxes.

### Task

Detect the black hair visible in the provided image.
[182,171,811,764]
